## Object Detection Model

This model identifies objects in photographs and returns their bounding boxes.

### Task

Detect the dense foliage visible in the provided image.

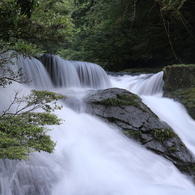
[59,0,195,71]
[0,90,64,160]
[0,0,72,159]
[0,0,73,55]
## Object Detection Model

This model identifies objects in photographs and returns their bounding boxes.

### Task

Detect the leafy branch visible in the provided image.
[0,89,64,160]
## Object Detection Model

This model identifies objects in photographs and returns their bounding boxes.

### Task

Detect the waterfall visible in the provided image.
[110,72,195,155]
[16,56,53,90]
[109,71,164,97]
[40,54,111,89]
[1,56,195,195]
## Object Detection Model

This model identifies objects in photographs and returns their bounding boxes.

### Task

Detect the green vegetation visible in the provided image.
[151,128,177,141]
[124,130,142,139]
[0,90,64,160]
[99,98,131,106]
[0,0,74,57]
[165,87,195,120]
[99,93,141,108]
[124,128,177,142]
[163,64,195,120]
[163,64,195,78]
[168,146,177,152]
[192,167,195,171]
[59,0,195,71]
[163,64,195,91]
[0,0,72,160]
[117,93,139,102]
[178,88,195,108]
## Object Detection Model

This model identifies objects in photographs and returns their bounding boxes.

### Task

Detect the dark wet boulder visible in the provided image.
[85,87,195,181]
[163,64,195,91]
[163,64,195,120]
[85,88,163,131]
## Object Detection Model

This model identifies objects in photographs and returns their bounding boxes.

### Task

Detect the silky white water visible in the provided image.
[110,73,195,156]
[0,57,195,195]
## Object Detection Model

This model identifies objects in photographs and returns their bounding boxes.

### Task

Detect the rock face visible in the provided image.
[163,64,195,120]
[85,88,195,181]
[163,64,195,91]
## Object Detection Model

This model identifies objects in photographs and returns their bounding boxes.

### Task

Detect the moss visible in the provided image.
[163,64,195,91]
[178,88,195,108]
[98,93,148,114]
[99,97,132,106]
[165,87,195,119]
[151,128,177,141]
[117,93,137,101]
[163,64,195,68]
[192,167,195,172]
[117,94,140,107]
[99,93,137,106]
[168,146,177,152]
[124,130,142,139]
[98,93,147,112]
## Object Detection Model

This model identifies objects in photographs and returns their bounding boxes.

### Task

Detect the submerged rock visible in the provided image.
[85,88,195,181]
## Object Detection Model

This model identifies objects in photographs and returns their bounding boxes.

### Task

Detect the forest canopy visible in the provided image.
[59,0,195,71]
[2,0,194,71]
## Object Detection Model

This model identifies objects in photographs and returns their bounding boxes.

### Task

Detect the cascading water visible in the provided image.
[1,56,195,195]
[109,71,164,96]
[17,56,53,90]
[40,54,111,89]
[110,72,195,155]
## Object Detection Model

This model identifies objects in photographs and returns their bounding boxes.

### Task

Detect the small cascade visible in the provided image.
[40,54,81,88]
[0,156,57,195]
[130,71,164,96]
[110,71,164,96]
[16,56,53,90]
[62,96,86,113]
[73,60,111,89]
[40,54,111,89]
[142,96,195,155]
[110,71,195,158]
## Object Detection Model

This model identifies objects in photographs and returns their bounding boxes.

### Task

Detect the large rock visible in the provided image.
[85,88,195,181]
[163,64,195,91]
[163,64,195,119]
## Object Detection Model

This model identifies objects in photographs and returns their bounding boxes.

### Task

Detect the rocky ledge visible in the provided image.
[85,87,195,181]
[163,64,195,119]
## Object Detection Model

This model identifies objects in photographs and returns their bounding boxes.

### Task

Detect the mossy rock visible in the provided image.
[151,128,178,141]
[124,128,177,143]
[99,93,145,111]
[163,64,195,91]
[85,88,195,181]
[164,88,195,120]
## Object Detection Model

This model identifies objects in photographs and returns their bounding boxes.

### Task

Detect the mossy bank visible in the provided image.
[163,64,195,119]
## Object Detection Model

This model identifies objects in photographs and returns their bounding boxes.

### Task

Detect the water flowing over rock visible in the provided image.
[163,64,195,119]
[40,54,111,89]
[1,56,195,195]
[85,88,195,181]
[16,56,53,90]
